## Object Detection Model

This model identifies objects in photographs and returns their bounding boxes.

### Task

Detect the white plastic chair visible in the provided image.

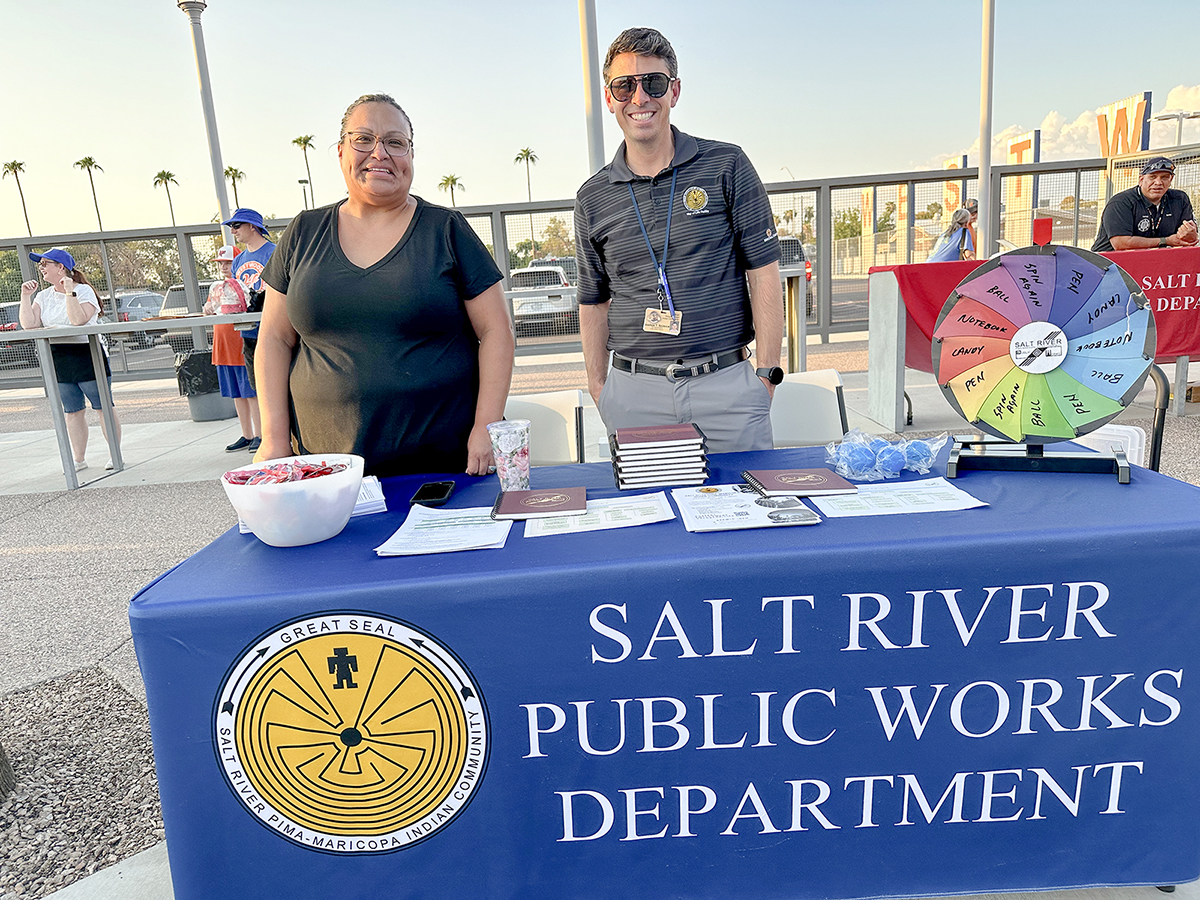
[770,369,849,448]
[1075,423,1147,467]
[503,389,585,465]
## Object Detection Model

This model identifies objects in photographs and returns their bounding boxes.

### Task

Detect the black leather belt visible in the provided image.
[612,348,749,382]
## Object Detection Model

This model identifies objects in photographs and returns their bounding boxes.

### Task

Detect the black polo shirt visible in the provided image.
[574,127,780,359]
[1091,186,1195,252]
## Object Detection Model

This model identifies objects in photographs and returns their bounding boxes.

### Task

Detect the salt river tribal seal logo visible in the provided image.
[213,613,488,854]
[776,472,830,486]
[522,492,572,509]
[683,186,708,211]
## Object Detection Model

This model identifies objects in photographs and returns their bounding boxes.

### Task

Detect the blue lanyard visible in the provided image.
[627,169,678,319]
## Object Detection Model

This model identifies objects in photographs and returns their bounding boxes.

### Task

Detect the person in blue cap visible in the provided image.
[18,247,122,472]
[1091,157,1197,252]
[220,207,274,453]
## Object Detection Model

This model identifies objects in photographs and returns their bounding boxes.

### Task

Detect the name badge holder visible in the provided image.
[629,171,681,335]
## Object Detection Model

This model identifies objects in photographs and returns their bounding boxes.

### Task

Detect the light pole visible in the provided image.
[177,0,232,241]
[781,166,796,181]
[1153,110,1200,148]
[299,179,310,210]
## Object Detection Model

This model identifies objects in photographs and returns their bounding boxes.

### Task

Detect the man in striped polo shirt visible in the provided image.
[574,26,783,453]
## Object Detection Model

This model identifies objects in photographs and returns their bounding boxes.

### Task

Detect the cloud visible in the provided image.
[923,84,1200,169]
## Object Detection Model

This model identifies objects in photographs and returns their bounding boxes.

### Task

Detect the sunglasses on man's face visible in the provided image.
[607,72,674,102]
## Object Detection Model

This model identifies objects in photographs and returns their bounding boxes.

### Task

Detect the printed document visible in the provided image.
[808,477,987,518]
[523,492,674,537]
[375,505,512,555]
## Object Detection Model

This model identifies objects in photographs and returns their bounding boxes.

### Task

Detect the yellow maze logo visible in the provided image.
[214,614,488,853]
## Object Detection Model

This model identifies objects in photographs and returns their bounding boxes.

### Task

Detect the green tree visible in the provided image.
[3,161,31,236]
[915,201,942,221]
[1060,195,1076,210]
[875,200,897,233]
[540,216,575,258]
[438,174,464,207]
[780,208,796,234]
[510,241,533,271]
[292,136,315,204]
[73,156,104,230]
[153,170,179,226]
[224,166,246,207]
[833,208,862,241]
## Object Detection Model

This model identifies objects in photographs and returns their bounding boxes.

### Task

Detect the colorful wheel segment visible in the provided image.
[931,245,1155,444]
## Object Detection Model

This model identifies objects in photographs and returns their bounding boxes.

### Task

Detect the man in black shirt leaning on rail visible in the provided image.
[1091,156,1197,252]
[574,27,783,453]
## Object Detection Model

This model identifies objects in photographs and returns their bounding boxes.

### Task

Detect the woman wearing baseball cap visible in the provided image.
[19,248,122,472]
[203,245,260,452]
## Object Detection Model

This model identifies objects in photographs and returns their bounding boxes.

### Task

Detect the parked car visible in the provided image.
[530,255,578,285]
[113,291,165,347]
[146,282,214,353]
[778,236,813,315]
[508,266,577,334]
[0,300,38,369]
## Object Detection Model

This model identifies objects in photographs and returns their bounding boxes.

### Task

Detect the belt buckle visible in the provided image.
[664,362,686,382]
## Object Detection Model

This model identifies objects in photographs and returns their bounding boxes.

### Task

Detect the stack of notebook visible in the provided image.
[609,423,708,489]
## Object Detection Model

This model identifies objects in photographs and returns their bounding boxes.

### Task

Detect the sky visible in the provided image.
[1,0,1198,238]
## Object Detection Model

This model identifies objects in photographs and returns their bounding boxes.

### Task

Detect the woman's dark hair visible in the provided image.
[339,93,413,142]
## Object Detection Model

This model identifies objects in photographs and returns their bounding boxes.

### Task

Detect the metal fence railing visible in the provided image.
[3,149,1195,389]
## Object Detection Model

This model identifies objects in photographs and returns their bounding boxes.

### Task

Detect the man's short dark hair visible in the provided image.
[602,27,678,82]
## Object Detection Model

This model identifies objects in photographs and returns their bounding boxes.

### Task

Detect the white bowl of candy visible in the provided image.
[221,454,365,547]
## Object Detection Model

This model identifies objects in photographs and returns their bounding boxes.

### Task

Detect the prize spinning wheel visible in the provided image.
[931,245,1155,444]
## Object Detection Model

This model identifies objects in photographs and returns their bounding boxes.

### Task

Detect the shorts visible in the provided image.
[59,379,110,415]
[217,364,256,398]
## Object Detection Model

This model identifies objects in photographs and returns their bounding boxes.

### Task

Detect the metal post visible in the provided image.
[178,1,233,243]
[816,184,832,344]
[977,0,995,257]
[578,0,606,175]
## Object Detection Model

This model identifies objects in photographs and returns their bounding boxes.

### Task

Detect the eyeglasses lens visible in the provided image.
[610,73,670,101]
[347,133,410,157]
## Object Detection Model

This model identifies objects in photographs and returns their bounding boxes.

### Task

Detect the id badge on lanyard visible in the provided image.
[629,170,681,335]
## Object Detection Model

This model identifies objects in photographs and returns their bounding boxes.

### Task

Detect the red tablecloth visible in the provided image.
[872,247,1200,373]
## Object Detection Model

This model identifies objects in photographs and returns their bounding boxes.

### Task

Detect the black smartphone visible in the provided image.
[409,480,455,507]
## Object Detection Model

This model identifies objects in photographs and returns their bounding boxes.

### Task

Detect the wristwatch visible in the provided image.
[756,366,784,385]
[1158,239,1168,248]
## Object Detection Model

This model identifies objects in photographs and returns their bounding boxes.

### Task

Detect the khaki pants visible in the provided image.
[598,358,773,453]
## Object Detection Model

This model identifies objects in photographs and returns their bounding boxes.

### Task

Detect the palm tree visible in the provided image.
[292,135,315,204]
[513,147,538,202]
[2,161,31,236]
[153,170,179,226]
[438,174,464,207]
[514,148,538,256]
[224,166,246,207]
[73,156,104,230]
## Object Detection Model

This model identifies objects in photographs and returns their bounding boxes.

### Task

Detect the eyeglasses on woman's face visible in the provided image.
[342,132,412,158]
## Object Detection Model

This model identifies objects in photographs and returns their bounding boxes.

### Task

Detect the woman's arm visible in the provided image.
[61,279,97,326]
[18,281,42,329]
[463,281,515,475]
[252,285,299,462]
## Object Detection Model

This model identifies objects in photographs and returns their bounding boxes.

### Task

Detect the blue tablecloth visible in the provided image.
[130,446,1200,899]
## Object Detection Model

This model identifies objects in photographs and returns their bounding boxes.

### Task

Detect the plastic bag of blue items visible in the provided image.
[826,428,948,482]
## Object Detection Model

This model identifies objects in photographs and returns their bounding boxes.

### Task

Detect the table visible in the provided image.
[130,448,1200,899]
[5,313,259,489]
[868,247,1200,430]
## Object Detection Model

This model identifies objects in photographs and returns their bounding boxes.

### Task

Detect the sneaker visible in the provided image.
[225,436,252,452]
[246,437,262,453]
[105,458,115,471]
[74,460,88,472]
